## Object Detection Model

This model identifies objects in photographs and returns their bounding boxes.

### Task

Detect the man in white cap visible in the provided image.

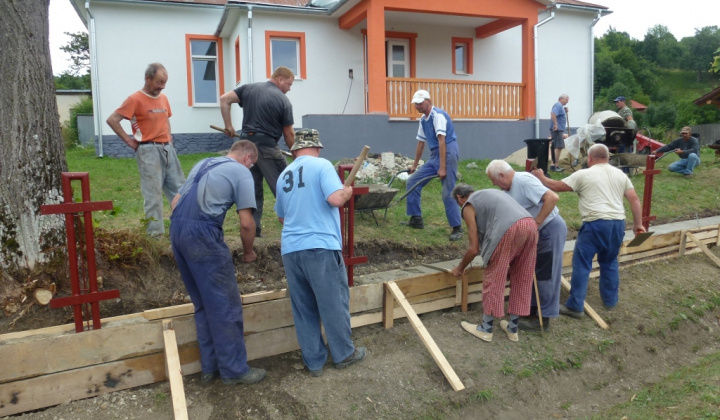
[654,126,700,178]
[404,89,463,242]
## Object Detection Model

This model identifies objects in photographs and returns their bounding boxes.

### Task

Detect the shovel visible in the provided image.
[209,125,292,157]
[626,231,654,247]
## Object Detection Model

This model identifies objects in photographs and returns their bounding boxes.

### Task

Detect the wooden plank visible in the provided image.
[0,315,198,384]
[679,230,688,256]
[559,276,608,330]
[461,274,469,312]
[162,320,188,420]
[686,232,720,268]
[716,223,720,247]
[386,281,465,392]
[383,283,394,329]
[0,345,200,418]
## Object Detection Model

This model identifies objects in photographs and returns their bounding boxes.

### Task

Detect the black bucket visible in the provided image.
[524,139,551,174]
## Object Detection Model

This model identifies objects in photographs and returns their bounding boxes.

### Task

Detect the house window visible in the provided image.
[265,31,306,79]
[452,37,473,75]
[185,34,225,106]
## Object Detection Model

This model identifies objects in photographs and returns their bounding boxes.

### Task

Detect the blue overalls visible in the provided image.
[170,159,250,379]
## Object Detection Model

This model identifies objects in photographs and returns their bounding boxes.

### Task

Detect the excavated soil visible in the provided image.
[4,231,720,420]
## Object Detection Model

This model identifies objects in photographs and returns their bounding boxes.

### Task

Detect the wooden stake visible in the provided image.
[386,281,465,391]
[686,232,720,268]
[560,276,608,330]
[533,273,544,334]
[162,320,188,420]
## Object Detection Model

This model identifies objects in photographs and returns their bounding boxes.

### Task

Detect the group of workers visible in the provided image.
[104,62,695,384]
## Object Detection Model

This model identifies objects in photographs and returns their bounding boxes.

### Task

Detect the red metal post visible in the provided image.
[337,164,368,286]
[41,172,119,332]
[641,155,660,231]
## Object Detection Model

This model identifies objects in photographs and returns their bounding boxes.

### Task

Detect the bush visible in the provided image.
[62,96,94,149]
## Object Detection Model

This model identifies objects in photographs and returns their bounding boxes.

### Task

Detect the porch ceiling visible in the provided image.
[377,11,496,31]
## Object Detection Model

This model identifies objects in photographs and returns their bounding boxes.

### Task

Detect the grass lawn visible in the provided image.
[66,145,720,244]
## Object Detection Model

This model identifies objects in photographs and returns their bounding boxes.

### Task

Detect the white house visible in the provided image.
[69,0,611,160]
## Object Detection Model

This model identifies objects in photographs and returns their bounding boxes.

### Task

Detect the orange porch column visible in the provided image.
[365,0,387,114]
[521,18,536,120]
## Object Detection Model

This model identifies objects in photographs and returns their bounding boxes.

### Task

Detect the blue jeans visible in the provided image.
[532,215,567,318]
[405,141,461,228]
[668,153,700,175]
[566,219,625,311]
[282,249,355,371]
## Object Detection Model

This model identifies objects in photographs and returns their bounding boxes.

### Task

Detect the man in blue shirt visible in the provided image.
[549,94,569,172]
[404,89,462,241]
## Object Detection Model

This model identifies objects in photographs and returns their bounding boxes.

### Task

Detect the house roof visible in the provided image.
[114,0,610,10]
[630,99,647,110]
[694,85,720,107]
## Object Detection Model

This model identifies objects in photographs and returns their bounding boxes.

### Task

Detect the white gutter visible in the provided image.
[534,9,555,139]
[247,6,253,83]
[590,10,602,116]
[85,0,103,157]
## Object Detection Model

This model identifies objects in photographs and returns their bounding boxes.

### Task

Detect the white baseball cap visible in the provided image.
[411,89,431,104]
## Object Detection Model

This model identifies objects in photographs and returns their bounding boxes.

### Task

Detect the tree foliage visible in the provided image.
[54,71,90,89]
[59,31,89,75]
[595,25,720,132]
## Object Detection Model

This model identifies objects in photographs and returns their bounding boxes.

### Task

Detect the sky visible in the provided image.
[48,0,720,75]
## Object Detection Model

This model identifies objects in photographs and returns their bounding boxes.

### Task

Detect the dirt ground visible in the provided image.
[4,230,720,419]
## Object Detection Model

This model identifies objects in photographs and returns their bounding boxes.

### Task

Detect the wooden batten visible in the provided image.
[0,226,717,416]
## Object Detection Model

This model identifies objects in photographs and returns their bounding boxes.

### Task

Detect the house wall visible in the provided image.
[536,9,597,131]
[85,1,599,160]
[303,114,541,161]
[56,92,90,124]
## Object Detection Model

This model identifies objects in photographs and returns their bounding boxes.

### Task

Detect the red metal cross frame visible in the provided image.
[338,164,369,287]
[41,172,119,332]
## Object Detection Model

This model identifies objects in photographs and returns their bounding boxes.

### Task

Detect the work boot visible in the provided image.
[518,317,550,332]
[559,304,584,319]
[335,347,366,369]
[221,367,266,385]
[449,226,463,241]
[407,216,424,229]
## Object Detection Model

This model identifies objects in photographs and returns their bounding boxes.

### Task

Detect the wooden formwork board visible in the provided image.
[1,225,718,416]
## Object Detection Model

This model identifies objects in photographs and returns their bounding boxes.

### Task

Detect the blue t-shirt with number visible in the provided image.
[274,155,344,255]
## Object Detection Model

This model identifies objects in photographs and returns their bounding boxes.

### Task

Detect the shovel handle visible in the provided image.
[344,146,370,187]
[210,125,241,138]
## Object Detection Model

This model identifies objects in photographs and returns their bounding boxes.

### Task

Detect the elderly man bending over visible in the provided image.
[485,160,567,331]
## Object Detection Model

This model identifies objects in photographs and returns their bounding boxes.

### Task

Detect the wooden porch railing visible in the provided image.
[386,78,525,120]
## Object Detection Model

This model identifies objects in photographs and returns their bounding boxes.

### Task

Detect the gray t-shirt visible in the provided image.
[178,157,256,217]
[507,171,558,230]
[234,81,293,139]
[465,189,532,266]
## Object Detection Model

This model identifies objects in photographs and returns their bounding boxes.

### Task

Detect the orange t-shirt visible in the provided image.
[115,91,172,143]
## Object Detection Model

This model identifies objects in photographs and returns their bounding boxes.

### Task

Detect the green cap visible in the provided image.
[291,128,323,151]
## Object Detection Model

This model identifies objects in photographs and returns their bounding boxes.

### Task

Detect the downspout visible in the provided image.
[247,6,254,83]
[534,9,555,138]
[85,0,103,157]
[590,10,602,114]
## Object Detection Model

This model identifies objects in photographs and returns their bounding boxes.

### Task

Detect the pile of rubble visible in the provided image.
[335,153,420,185]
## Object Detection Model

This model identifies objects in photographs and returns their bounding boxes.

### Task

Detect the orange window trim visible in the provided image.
[235,36,241,84]
[265,31,307,79]
[451,37,473,75]
[184,34,225,106]
[362,30,417,78]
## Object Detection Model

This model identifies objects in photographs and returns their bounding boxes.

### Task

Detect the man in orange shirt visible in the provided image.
[107,63,185,237]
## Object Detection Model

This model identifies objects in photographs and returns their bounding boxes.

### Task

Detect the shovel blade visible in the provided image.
[626,231,654,247]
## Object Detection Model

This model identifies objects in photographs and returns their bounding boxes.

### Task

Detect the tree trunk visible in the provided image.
[0,0,68,272]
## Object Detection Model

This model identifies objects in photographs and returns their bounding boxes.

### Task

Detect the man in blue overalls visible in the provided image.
[404,89,462,241]
[170,140,265,385]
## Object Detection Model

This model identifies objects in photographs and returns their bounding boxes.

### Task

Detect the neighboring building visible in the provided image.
[69,0,611,160]
[55,89,91,124]
[630,99,647,112]
[694,86,720,110]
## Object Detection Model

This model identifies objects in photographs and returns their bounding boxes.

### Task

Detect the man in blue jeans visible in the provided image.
[275,128,366,377]
[404,89,462,241]
[532,144,645,317]
[655,126,700,178]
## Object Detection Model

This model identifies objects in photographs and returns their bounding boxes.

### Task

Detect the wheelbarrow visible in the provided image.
[354,170,439,225]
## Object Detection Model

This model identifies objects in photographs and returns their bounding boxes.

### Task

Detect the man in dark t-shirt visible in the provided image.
[220,67,296,237]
